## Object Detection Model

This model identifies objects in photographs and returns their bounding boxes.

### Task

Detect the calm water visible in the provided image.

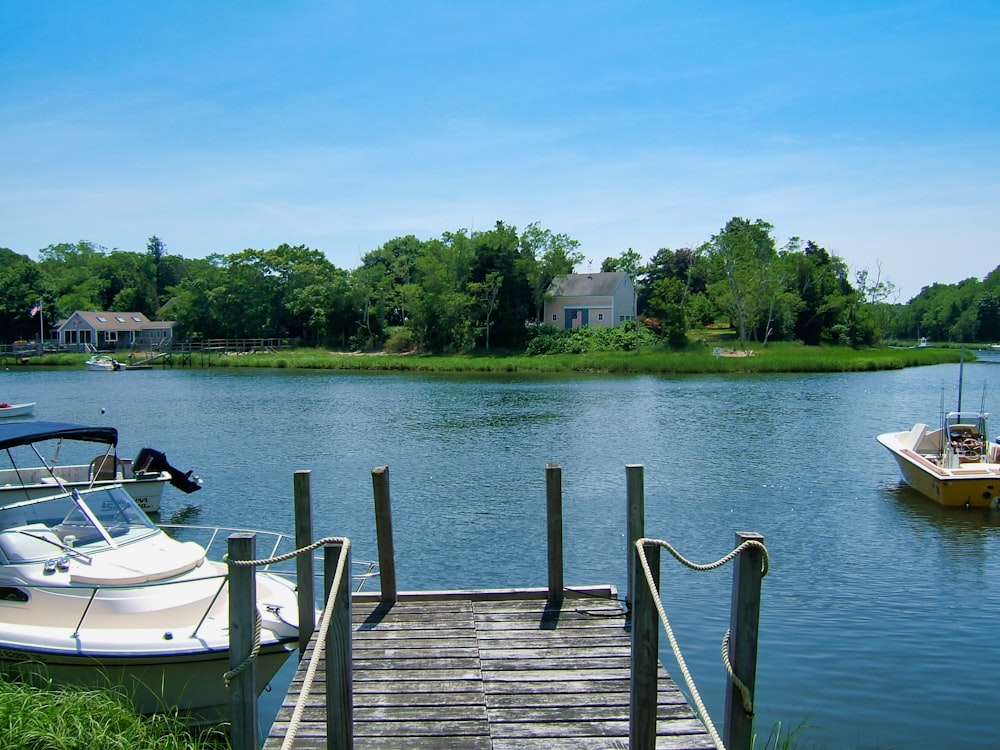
[4,359,1000,749]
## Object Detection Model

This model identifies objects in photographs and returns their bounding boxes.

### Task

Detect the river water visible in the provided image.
[4,358,1000,749]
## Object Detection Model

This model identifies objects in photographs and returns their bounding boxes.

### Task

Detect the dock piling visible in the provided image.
[324,541,353,748]
[545,462,564,600]
[371,466,397,603]
[227,533,259,750]
[725,531,765,750]
[293,470,316,654]
[625,463,645,615]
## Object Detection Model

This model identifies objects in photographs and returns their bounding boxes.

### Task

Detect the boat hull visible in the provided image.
[0,472,168,512]
[878,431,1000,507]
[0,640,296,724]
[0,403,35,419]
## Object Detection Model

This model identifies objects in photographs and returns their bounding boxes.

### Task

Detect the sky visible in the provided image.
[1,1,997,302]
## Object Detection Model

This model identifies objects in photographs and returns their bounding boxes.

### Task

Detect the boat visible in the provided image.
[0,421,201,512]
[0,402,35,419]
[877,409,1000,508]
[0,483,300,724]
[85,355,124,371]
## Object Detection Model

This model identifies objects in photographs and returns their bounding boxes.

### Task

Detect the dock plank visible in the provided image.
[264,591,715,749]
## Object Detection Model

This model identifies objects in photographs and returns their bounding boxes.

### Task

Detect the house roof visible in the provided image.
[548,272,630,297]
[58,311,173,332]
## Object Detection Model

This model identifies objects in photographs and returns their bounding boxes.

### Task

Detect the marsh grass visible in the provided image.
[12,341,965,374]
[175,343,963,374]
[0,677,229,750]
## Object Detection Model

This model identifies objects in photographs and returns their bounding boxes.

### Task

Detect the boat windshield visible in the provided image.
[0,486,158,562]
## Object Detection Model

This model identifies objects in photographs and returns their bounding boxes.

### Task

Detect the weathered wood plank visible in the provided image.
[265,593,714,750]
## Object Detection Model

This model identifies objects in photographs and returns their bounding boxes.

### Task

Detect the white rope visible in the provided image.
[634,537,769,750]
[223,610,261,687]
[280,537,351,750]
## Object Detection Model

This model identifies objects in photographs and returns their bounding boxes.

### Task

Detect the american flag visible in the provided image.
[29,302,40,317]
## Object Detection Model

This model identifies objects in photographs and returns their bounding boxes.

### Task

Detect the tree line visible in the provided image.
[2,217,998,352]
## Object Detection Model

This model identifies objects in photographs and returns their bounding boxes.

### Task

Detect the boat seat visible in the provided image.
[89,454,120,481]
[905,424,928,450]
[0,524,61,562]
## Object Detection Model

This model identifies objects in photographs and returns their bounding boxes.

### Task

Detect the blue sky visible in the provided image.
[1,1,997,301]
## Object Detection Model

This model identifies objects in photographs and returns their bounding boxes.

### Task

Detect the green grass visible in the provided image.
[0,676,229,750]
[147,343,966,374]
[5,339,969,374]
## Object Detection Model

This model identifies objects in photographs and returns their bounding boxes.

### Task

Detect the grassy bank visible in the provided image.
[7,342,968,374]
[0,677,228,750]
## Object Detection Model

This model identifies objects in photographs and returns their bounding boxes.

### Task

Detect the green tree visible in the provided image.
[518,223,583,323]
[0,248,47,342]
[704,218,778,345]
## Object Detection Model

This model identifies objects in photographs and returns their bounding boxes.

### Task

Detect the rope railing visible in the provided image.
[222,535,353,687]
[634,536,769,750]
[277,538,351,750]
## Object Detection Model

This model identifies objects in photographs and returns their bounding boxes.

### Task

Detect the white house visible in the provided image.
[56,311,174,351]
[543,272,636,329]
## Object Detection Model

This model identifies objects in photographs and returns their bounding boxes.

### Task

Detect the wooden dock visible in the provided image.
[264,589,715,750]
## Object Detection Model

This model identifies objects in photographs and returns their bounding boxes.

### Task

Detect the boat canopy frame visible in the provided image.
[0,421,118,452]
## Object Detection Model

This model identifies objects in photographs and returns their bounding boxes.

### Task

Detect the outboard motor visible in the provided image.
[133,447,202,494]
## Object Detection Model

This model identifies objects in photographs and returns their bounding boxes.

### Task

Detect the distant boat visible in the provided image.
[0,403,34,419]
[877,353,1000,507]
[85,355,123,371]
[0,420,201,512]
[877,410,1000,507]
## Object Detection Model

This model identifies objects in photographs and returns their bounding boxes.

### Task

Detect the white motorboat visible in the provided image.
[0,402,35,419]
[0,484,300,724]
[0,421,201,512]
[85,355,124,371]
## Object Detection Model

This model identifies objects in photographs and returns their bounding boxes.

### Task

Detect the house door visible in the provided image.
[565,308,588,330]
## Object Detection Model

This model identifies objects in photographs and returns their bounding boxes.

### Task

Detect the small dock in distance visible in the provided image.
[266,589,714,749]
[247,464,764,750]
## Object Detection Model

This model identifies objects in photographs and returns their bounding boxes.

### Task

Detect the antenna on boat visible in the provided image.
[957,347,966,413]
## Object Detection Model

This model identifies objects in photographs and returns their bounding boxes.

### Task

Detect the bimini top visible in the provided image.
[0,421,118,451]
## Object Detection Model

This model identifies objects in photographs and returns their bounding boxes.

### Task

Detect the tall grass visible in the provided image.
[0,677,229,750]
[8,342,966,374]
[172,343,964,374]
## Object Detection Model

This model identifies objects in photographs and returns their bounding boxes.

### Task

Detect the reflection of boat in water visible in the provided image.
[0,484,299,724]
[0,402,35,418]
[0,421,201,512]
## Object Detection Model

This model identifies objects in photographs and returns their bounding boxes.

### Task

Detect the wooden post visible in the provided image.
[724,531,765,750]
[625,463,645,616]
[227,533,258,750]
[293,470,316,655]
[325,541,353,749]
[629,539,659,750]
[372,466,397,603]
[545,462,563,601]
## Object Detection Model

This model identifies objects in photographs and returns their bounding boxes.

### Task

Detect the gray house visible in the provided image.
[55,311,174,351]
[543,272,636,329]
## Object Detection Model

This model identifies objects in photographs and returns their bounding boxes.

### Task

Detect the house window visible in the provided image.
[132,316,142,322]
[96,316,107,323]
[597,313,604,321]
[115,316,125,323]
[551,314,557,321]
